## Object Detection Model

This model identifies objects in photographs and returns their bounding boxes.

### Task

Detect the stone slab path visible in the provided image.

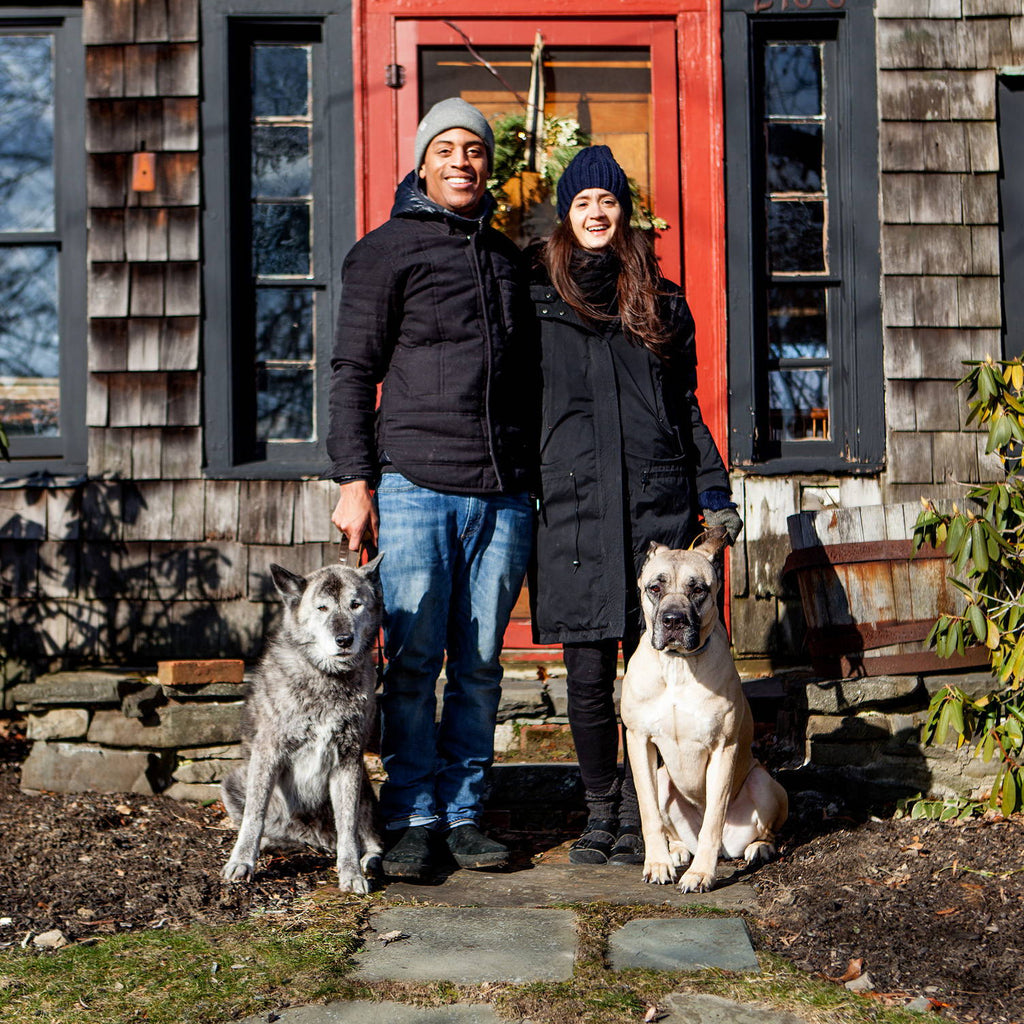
[608,917,759,972]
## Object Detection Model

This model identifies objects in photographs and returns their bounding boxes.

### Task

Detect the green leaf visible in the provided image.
[1002,769,1017,816]
[968,604,987,642]
[972,521,989,572]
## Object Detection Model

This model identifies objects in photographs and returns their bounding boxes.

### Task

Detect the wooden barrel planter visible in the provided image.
[784,502,989,679]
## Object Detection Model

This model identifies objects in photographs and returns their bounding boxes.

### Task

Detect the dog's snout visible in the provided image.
[661,610,685,629]
[335,633,354,650]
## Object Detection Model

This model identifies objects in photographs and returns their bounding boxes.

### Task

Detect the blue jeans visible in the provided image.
[375,472,533,831]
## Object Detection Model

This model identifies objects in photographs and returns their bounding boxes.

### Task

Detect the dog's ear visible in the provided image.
[270,564,307,606]
[692,527,728,563]
[360,551,384,584]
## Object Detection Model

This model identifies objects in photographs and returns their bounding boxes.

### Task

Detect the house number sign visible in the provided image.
[753,0,845,10]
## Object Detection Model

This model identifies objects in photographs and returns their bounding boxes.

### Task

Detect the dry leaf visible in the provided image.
[935,907,960,917]
[643,1006,666,1023]
[378,929,409,946]
[115,804,132,815]
[839,957,864,982]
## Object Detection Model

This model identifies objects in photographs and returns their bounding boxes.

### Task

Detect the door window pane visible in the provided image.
[768,286,828,360]
[256,365,314,441]
[767,200,825,273]
[252,203,311,276]
[0,245,59,436]
[0,35,54,232]
[252,44,309,118]
[256,288,314,361]
[252,125,311,198]
[769,368,829,442]
[765,44,821,117]
[767,123,822,192]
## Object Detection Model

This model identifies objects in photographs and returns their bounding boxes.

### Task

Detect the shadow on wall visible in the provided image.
[0,479,277,692]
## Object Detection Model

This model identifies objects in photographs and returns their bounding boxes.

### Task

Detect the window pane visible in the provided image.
[0,245,59,435]
[769,368,829,441]
[252,44,309,118]
[0,35,54,232]
[767,123,822,193]
[768,199,825,273]
[252,125,311,198]
[256,365,314,441]
[256,288,313,361]
[765,44,821,117]
[768,286,828,360]
[252,202,310,276]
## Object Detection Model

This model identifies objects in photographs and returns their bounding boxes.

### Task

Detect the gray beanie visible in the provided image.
[414,97,494,171]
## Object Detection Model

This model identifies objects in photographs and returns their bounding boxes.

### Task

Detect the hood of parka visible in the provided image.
[390,170,498,229]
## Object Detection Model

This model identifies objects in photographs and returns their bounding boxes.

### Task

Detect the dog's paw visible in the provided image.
[743,840,776,866]
[668,840,691,868]
[642,859,676,885]
[221,859,255,883]
[678,869,715,893]
[337,872,372,895]
[361,853,383,877]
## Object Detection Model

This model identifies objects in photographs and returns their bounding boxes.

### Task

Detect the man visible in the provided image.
[326,98,535,880]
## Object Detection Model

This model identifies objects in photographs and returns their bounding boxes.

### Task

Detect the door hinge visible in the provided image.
[385,64,405,89]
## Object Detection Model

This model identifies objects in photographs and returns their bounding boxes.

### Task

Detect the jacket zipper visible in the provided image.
[466,230,505,491]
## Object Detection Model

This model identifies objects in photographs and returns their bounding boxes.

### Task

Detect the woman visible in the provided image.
[529,146,741,865]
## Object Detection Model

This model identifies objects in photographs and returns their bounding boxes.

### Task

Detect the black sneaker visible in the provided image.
[382,825,434,880]
[568,818,617,865]
[444,824,509,869]
[607,824,645,865]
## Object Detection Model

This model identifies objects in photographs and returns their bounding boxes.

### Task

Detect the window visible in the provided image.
[202,2,353,477]
[723,0,882,473]
[0,7,85,475]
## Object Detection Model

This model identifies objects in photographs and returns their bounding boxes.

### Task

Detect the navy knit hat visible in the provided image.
[556,145,632,221]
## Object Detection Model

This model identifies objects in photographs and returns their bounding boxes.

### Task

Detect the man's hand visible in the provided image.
[702,506,743,545]
[332,480,379,550]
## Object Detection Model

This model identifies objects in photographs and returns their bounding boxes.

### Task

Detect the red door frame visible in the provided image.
[352,0,729,643]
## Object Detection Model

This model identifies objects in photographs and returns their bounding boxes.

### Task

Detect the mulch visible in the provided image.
[1,727,1022,1024]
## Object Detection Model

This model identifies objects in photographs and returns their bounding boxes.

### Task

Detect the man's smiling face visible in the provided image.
[418,128,489,216]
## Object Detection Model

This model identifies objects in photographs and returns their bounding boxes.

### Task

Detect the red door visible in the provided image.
[354,1,727,649]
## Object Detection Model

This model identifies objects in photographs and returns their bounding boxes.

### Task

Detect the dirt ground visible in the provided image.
[1,728,1022,1024]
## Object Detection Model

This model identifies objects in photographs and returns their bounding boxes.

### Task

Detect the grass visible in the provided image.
[0,894,934,1024]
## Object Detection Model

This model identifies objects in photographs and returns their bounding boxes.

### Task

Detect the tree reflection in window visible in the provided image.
[0,35,58,437]
[250,43,315,443]
[763,41,830,442]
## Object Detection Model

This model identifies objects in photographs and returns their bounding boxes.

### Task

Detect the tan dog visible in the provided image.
[621,531,788,892]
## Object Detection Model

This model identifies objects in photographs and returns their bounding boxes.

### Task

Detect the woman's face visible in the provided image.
[568,188,622,251]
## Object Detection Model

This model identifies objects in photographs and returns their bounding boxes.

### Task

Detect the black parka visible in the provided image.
[326,173,536,495]
[529,272,730,645]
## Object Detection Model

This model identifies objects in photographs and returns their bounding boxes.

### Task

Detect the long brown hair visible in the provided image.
[543,216,670,355]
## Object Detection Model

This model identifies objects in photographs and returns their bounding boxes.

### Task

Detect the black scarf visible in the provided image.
[570,247,620,315]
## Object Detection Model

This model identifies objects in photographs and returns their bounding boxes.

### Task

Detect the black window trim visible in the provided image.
[201,0,354,480]
[0,4,86,481]
[723,0,883,476]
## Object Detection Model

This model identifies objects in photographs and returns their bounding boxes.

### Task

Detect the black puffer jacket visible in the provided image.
[326,173,536,495]
[529,270,729,644]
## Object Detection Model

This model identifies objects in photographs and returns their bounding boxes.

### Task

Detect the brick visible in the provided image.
[157,659,245,686]
[88,702,243,748]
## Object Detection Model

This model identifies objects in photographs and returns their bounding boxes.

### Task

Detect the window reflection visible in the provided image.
[256,366,314,441]
[256,288,314,362]
[252,203,311,276]
[767,200,825,273]
[0,245,59,435]
[769,368,829,441]
[765,44,821,117]
[767,123,822,192]
[768,287,828,361]
[252,45,309,118]
[252,125,311,198]
[0,35,54,232]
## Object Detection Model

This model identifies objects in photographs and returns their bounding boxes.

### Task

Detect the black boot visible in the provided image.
[444,824,509,869]
[568,818,617,864]
[382,825,434,880]
[607,822,645,865]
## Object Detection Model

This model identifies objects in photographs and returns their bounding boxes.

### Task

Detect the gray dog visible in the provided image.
[221,557,384,892]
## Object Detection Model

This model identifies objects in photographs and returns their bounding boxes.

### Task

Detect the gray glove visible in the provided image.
[702,505,743,545]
